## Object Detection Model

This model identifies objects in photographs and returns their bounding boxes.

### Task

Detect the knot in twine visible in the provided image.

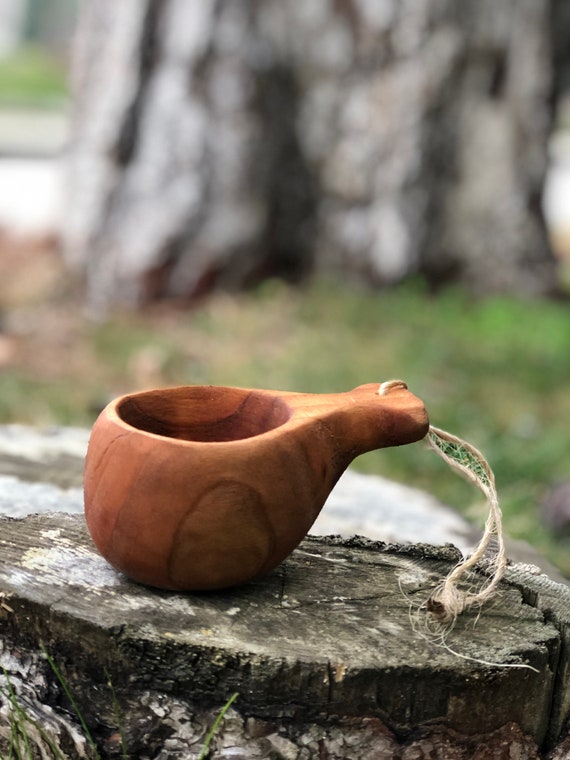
[379,381,507,627]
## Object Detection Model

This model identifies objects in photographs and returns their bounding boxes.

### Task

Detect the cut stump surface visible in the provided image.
[0,514,568,758]
[0,425,569,758]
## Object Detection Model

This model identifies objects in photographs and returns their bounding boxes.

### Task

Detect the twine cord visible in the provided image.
[378,382,534,671]
[424,425,507,623]
[377,381,507,625]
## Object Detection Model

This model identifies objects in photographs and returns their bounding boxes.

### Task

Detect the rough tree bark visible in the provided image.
[63,0,561,311]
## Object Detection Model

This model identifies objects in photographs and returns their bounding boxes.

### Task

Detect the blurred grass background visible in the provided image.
[0,43,68,107]
[1,276,568,575]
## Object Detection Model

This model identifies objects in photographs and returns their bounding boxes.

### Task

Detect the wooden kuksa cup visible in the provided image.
[84,382,429,590]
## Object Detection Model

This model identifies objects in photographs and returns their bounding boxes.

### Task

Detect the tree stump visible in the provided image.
[0,428,568,759]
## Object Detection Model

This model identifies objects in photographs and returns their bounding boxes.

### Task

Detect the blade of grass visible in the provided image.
[0,667,68,760]
[1,670,32,760]
[197,693,238,760]
[104,669,127,760]
[41,648,100,759]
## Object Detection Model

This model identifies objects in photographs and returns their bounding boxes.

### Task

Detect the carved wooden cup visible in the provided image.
[84,382,429,590]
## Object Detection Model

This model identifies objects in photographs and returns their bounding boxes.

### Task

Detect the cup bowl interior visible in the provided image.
[116,386,292,443]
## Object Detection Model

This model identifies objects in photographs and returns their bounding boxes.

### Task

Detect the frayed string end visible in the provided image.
[424,426,507,625]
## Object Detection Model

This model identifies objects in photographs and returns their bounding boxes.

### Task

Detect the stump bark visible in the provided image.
[0,428,569,758]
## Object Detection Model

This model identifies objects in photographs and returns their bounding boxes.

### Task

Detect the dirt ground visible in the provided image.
[0,230,81,367]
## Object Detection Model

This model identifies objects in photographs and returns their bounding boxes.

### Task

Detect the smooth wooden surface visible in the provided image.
[84,383,429,590]
[0,513,568,758]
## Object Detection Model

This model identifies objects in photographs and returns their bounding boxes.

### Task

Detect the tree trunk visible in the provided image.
[63,0,560,311]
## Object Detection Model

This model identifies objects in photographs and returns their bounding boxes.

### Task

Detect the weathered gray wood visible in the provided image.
[0,424,89,489]
[0,426,569,757]
[0,513,568,758]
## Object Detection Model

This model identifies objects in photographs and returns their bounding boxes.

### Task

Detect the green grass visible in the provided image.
[1,666,68,760]
[197,692,239,760]
[2,278,569,574]
[0,653,238,758]
[0,45,68,107]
